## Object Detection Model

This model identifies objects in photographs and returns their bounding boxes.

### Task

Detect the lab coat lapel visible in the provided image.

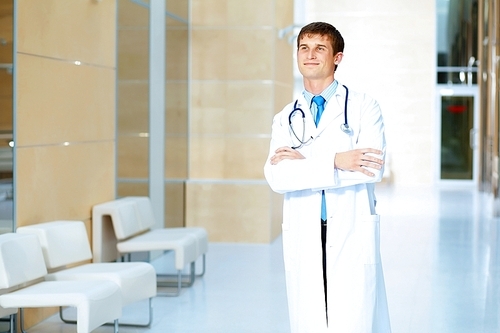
[295,95,317,135]
[315,86,346,134]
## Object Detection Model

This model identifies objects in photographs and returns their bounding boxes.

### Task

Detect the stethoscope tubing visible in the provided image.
[340,84,350,132]
[288,85,351,149]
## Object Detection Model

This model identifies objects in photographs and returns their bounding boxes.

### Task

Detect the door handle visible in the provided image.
[469,128,478,149]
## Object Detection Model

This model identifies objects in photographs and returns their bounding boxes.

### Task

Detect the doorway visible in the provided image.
[437,85,479,185]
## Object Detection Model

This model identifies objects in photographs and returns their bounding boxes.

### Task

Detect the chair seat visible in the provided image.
[0,305,16,318]
[0,280,121,333]
[154,228,208,257]
[0,289,18,318]
[46,262,156,305]
[117,232,197,271]
[124,196,209,257]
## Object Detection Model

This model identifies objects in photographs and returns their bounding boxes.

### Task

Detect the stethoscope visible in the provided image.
[288,85,352,149]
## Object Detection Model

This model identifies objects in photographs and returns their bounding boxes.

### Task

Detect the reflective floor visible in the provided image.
[24,185,500,333]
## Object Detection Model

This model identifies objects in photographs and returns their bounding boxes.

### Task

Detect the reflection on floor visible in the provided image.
[23,185,500,332]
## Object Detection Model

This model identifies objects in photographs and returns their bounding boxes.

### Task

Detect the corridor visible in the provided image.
[28,185,500,333]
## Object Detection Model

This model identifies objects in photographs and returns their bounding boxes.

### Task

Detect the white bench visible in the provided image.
[0,233,122,333]
[92,198,199,296]
[16,221,157,328]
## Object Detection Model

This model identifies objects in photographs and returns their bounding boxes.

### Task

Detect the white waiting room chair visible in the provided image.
[92,198,199,296]
[122,196,208,277]
[16,220,157,328]
[0,233,122,333]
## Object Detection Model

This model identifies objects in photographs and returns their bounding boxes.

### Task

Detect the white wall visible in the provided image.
[303,0,436,186]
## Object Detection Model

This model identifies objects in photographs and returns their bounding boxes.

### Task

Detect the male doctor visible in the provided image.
[264,22,391,332]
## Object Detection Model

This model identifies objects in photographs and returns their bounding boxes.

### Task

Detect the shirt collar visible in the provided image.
[302,80,339,109]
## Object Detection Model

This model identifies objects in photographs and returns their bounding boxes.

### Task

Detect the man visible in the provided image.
[264,22,391,332]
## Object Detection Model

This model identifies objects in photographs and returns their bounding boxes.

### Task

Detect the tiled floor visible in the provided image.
[23,185,500,332]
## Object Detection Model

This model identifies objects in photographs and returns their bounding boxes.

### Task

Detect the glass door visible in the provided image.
[437,86,479,185]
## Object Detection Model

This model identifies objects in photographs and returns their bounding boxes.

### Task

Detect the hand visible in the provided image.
[334,148,384,177]
[270,146,305,165]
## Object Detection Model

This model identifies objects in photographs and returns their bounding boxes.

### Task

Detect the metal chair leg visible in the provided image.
[59,297,153,328]
[157,261,196,296]
[20,308,27,333]
[0,313,15,333]
[9,313,14,333]
[157,270,182,297]
[196,254,206,277]
[157,262,196,287]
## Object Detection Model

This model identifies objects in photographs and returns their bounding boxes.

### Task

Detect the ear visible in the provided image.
[334,52,344,65]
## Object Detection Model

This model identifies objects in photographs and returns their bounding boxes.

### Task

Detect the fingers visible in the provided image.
[270,146,305,165]
[359,167,375,177]
[275,146,294,154]
[360,148,383,155]
[358,149,384,176]
[361,155,384,169]
[359,149,383,166]
[335,148,384,176]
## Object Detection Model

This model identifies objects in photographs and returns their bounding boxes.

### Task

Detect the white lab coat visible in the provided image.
[264,84,391,333]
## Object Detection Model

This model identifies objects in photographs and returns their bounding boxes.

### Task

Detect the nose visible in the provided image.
[306,49,316,59]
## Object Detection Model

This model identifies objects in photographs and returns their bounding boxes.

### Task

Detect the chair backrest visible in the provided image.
[123,196,156,230]
[93,198,145,240]
[0,233,47,288]
[17,221,92,269]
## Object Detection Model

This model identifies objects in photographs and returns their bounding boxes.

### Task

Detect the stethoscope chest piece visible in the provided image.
[340,123,352,134]
[339,84,353,135]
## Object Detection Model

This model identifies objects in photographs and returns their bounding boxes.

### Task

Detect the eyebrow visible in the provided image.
[298,43,328,49]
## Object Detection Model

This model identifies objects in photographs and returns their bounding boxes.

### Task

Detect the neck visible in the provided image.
[303,77,335,95]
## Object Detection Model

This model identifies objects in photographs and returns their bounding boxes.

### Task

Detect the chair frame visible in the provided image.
[22,309,119,333]
[0,313,14,333]
[121,253,196,297]
[59,297,152,328]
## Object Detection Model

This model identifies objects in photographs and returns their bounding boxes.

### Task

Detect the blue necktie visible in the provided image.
[313,95,325,127]
[313,95,327,221]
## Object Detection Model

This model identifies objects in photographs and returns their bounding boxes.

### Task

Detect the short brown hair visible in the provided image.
[297,22,344,54]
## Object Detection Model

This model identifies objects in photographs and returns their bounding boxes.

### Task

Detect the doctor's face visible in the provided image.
[297,34,342,82]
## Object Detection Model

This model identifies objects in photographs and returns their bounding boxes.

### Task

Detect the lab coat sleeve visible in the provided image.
[264,110,337,194]
[333,94,386,188]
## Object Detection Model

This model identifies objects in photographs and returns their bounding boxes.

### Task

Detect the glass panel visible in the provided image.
[0,0,13,233]
[116,0,189,227]
[441,96,474,179]
[436,0,479,84]
[437,70,477,84]
[165,0,188,227]
[479,0,489,189]
[117,0,150,194]
[165,12,188,180]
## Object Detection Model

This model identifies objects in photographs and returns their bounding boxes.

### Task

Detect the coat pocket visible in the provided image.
[358,214,380,265]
